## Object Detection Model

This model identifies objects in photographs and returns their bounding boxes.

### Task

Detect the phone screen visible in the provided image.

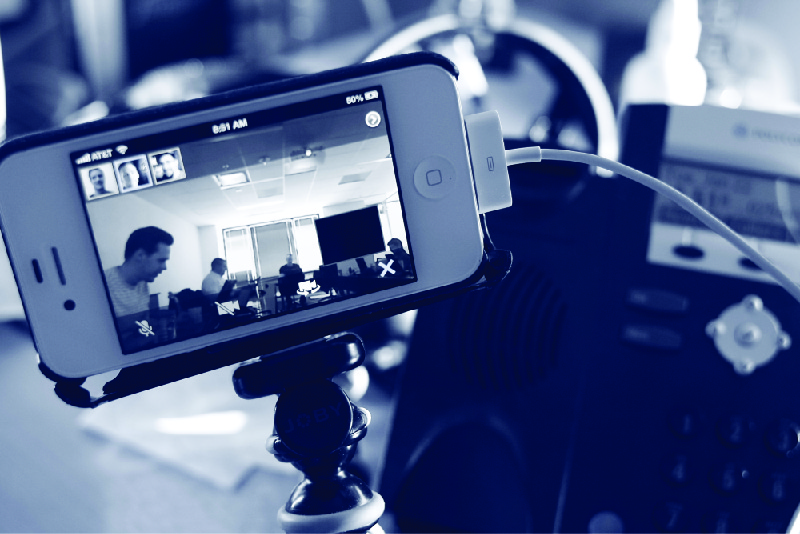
[71,88,417,354]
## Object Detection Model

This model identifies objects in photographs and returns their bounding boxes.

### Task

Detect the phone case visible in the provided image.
[0,52,512,407]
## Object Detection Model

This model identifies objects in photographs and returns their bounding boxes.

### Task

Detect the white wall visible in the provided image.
[734,0,800,110]
[197,225,223,277]
[383,199,408,248]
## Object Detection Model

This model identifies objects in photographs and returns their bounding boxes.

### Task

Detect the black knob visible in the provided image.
[274,379,354,457]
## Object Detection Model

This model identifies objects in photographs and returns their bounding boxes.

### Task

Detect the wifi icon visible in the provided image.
[116,145,128,155]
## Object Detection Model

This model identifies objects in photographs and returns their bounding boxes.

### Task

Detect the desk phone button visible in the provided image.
[627,288,690,314]
[758,472,794,505]
[668,410,700,439]
[716,414,752,448]
[672,244,704,260]
[701,511,739,533]
[661,454,692,486]
[706,295,791,375]
[709,462,747,495]
[621,324,683,351]
[765,419,800,458]
[587,511,624,533]
[653,502,687,532]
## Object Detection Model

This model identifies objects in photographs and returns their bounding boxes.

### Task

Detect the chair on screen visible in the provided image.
[277,271,305,312]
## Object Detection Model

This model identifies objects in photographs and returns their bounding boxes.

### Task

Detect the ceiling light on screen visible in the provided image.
[286,146,324,175]
[214,171,250,189]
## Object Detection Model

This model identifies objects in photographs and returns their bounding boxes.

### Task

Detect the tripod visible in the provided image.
[232,333,384,533]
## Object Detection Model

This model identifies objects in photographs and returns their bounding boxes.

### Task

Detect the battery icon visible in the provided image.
[364,90,379,101]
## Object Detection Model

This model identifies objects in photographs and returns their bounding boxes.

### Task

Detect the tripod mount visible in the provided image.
[232,333,384,533]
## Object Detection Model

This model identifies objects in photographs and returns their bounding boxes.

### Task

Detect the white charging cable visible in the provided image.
[504,146,800,306]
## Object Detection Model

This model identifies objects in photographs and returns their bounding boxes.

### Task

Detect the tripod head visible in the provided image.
[232,333,384,533]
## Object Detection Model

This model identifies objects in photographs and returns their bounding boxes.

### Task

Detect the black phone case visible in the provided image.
[0,52,512,407]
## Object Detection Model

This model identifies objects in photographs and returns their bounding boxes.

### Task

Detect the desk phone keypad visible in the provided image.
[657,409,798,532]
[623,287,799,533]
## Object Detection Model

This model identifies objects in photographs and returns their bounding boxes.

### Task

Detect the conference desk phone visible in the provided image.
[378,103,800,533]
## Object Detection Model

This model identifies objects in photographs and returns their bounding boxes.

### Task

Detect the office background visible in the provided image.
[1,0,800,532]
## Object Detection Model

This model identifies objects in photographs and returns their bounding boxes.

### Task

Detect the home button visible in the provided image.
[414,155,457,199]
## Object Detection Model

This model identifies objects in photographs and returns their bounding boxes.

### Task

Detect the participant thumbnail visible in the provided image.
[80,162,119,200]
[115,156,154,192]
[148,149,187,184]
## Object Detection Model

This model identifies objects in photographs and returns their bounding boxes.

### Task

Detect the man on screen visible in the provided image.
[201,257,254,316]
[88,168,113,198]
[117,162,140,191]
[386,238,411,276]
[105,226,174,349]
[202,258,229,298]
[279,253,303,278]
[278,254,304,310]
[156,151,184,182]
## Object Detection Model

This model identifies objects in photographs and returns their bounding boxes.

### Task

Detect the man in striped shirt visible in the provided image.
[105,226,174,351]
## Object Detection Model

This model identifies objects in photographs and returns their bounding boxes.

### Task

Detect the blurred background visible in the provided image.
[2,0,800,532]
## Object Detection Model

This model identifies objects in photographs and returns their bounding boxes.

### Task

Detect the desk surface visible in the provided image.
[0,320,397,532]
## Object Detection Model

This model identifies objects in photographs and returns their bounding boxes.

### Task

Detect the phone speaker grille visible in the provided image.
[32,259,43,283]
[51,247,66,285]
[445,265,566,390]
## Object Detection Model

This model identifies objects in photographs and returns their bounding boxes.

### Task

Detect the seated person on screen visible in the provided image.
[105,226,174,350]
[202,258,254,314]
[202,258,231,299]
[280,254,303,277]
[278,254,305,309]
[386,238,411,276]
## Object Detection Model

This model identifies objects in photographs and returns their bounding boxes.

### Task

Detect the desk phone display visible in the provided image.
[379,103,800,533]
[72,88,416,354]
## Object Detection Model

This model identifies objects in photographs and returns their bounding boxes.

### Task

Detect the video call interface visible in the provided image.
[72,88,417,354]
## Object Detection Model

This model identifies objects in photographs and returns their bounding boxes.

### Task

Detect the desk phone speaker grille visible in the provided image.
[445,264,565,390]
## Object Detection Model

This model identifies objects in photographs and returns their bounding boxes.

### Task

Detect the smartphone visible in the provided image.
[0,53,487,380]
